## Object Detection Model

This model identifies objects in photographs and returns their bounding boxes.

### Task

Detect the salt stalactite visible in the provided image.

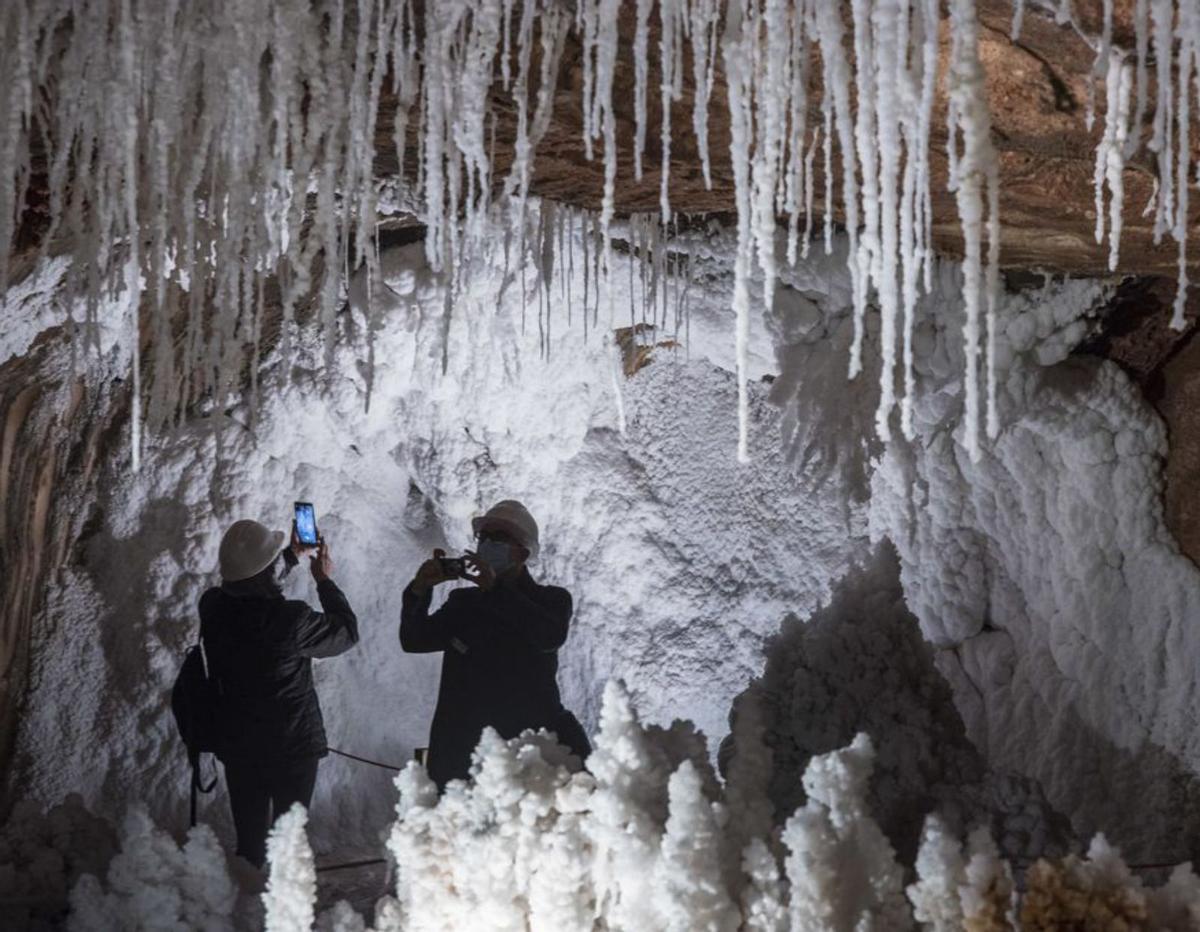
[688,0,722,191]
[749,0,790,325]
[21,0,1194,467]
[633,0,654,182]
[901,0,939,440]
[848,0,882,382]
[581,0,621,280]
[1011,0,1026,40]
[1094,51,1133,272]
[1128,0,1150,163]
[1171,1,1199,329]
[946,0,1002,460]
[784,2,811,269]
[1106,0,1200,331]
[659,0,685,222]
[722,0,756,464]
[813,1,866,374]
[872,0,903,441]
[1149,0,1176,244]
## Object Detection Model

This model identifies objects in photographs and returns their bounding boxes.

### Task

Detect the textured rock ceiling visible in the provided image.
[372,0,1187,277]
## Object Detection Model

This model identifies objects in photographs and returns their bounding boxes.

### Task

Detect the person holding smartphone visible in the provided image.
[198,514,358,868]
[400,499,590,789]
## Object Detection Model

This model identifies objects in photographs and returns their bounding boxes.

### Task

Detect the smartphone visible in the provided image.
[294,502,319,546]
[439,556,466,578]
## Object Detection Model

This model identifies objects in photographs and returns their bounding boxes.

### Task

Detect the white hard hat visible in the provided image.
[219,519,286,582]
[472,500,540,561]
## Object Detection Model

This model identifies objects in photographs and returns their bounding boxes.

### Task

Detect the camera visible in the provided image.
[439,556,467,578]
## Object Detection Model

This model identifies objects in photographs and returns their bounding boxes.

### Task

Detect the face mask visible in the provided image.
[477,538,515,575]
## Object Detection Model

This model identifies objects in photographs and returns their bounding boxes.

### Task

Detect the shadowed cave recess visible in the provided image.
[7,0,1200,929]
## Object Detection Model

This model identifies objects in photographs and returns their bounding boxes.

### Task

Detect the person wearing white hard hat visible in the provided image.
[400,499,590,789]
[198,518,359,867]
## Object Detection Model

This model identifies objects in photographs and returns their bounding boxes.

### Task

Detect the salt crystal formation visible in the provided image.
[6,685,1200,927]
[264,685,1200,930]
[8,0,1190,466]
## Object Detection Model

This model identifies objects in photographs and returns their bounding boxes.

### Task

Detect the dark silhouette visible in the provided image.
[400,500,590,788]
[199,519,358,867]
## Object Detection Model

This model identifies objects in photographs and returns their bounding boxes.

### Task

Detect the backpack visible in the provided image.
[171,640,220,825]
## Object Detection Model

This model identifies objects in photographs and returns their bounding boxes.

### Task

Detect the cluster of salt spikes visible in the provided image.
[256,681,1200,930]
[364,681,926,926]
[0,0,1092,469]
[66,807,237,930]
[309,684,959,930]
[1084,0,1200,331]
[0,0,404,470]
[720,0,942,460]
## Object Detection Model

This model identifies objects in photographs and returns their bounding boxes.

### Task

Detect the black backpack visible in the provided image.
[171,640,220,824]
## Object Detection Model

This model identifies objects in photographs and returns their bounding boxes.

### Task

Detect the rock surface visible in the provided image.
[372,0,1197,277]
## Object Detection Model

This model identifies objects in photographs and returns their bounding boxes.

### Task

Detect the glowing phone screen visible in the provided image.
[294,502,319,546]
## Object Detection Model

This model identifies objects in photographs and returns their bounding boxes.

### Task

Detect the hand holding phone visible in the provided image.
[438,556,467,578]
[412,549,461,595]
[310,537,333,583]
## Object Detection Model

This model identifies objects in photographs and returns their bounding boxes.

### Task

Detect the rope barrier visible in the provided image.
[325,746,404,772]
[316,856,388,874]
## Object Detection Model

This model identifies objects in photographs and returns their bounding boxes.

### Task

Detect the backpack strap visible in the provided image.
[186,632,219,828]
[187,751,219,827]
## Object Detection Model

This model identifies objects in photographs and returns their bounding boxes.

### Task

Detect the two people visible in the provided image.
[201,498,583,866]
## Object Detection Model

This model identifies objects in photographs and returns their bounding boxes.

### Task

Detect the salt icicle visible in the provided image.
[660,0,683,221]
[689,0,721,190]
[848,0,881,381]
[723,0,755,464]
[873,0,903,441]
[634,0,653,181]
[947,0,1003,458]
[814,1,865,375]
[1149,0,1175,244]
[784,1,810,268]
[1127,0,1150,161]
[902,0,940,440]
[1171,1,1199,330]
[751,0,789,320]
[1011,0,1026,40]
[1094,51,1133,272]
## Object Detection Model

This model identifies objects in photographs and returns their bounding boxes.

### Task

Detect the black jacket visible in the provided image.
[400,571,575,787]
[198,576,358,763]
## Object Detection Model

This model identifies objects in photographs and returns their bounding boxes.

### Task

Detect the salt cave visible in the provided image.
[7,0,1200,929]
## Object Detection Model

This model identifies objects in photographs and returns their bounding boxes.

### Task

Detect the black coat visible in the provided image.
[198,577,358,764]
[400,571,578,787]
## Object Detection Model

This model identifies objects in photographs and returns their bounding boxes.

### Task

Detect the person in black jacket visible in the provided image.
[400,500,590,789]
[199,518,358,867]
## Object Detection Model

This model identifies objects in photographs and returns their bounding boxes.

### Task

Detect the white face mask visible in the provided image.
[477,538,515,575]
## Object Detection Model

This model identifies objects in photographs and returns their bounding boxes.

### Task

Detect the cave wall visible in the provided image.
[0,258,130,800]
[2,234,869,852]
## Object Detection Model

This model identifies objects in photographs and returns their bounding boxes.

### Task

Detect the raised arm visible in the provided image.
[294,579,360,658]
[400,585,469,653]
